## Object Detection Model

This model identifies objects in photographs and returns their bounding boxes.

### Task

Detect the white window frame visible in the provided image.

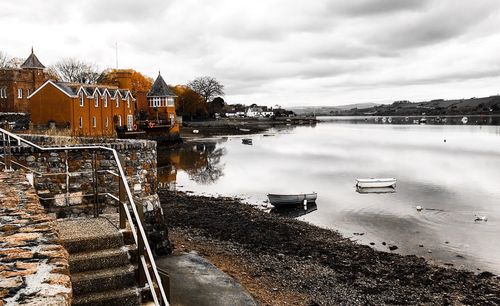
[17,88,23,99]
[92,116,97,128]
[127,96,130,108]
[167,97,174,106]
[79,117,83,128]
[103,95,108,108]
[105,117,109,128]
[0,88,4,98]
[116,96,119,108]
[79,93,84,107]
[27,89,31,97]
[127,115,133,131]
[94,94,99,107]
[118,115,122,126]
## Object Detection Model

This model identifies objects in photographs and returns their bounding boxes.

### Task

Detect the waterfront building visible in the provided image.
[0,48,49,113]
[28,80,135,136]
[145,72,179,135]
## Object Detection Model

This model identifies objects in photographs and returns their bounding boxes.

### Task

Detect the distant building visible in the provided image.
[0,48,49,113]
[146,72,179,136]
[246,107,263,117]
[28,80,135,136]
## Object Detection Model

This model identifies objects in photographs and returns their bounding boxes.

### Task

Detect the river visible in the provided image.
[158,117,500,274]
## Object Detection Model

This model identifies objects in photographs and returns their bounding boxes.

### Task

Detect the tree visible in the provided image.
[173,85,208,120]
[208,97,226,117]
[187,76,225,103]
[51,58,100,84]
[98,69,153,94]
[0,51,9,68]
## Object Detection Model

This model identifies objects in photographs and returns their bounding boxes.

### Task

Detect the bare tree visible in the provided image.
[0,51,10,68]
[51,58,100,84]
[187,76,225,103]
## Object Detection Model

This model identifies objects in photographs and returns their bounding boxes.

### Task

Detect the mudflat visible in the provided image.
[160,190,500,305]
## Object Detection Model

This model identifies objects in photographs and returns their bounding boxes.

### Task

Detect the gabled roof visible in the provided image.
[28,80,135,100]
[147,72,175,97]
[20,48,45,70]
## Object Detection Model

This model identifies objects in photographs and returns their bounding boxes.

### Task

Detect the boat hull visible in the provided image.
[356,178,396,188]
[267,193,317,207]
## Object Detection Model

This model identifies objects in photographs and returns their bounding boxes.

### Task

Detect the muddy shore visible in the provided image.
[159,190,500,305]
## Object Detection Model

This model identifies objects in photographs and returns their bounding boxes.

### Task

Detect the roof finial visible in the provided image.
[158,69,161,76]
[31,46,34,54]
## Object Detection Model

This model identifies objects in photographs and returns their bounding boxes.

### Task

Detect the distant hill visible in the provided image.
[290,103,379,115]
[338,96,500,116]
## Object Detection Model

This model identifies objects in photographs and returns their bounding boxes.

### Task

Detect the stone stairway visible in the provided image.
[57,216,142,306]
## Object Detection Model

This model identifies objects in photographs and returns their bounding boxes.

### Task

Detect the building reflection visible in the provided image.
[158,141,227,189]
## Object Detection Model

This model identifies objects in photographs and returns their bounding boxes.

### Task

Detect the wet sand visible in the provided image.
[159,190,500,305]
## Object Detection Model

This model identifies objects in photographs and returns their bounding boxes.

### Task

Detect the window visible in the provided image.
[18,88,23,99]
[167,97,174,106]
[118,115,122,126]
[94,94,99,107]
[92,116,97,128]
[127,96,130,108]
[151,97,162,107]
[79,117,83,128]
[127,115,133,131]
[79,93,84,107]
[105,117,109,128]
[0,88,5,98]
[116,96,119,108]
[103,94,108,107]
[27,89,31,97]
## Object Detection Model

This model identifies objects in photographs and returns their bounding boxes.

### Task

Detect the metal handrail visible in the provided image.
[0,128,169,306]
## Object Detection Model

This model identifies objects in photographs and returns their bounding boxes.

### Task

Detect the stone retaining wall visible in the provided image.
[0,171,72,305]
[8,135,171,255]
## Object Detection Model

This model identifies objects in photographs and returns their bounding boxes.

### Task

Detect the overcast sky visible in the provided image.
[2,0,500,107]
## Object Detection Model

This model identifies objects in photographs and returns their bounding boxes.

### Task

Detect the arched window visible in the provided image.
[116,96,119,108]
[94,93,99,107]
[79,93,84,107]
[92,116,97,128]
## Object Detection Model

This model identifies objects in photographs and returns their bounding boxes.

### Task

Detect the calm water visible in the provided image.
[159,120,500,274]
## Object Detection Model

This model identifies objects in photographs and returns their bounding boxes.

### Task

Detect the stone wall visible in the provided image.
[8,134,171,255]
[0,171,72,305]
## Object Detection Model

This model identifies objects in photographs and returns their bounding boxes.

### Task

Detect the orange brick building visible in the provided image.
[28,80,135,136]
[146,72,179,135]
[0,49,48,113]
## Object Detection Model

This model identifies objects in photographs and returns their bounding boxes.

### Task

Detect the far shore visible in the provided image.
[159,190,500,305]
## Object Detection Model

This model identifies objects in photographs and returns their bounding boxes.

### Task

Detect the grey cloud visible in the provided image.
[83,0,171,22]
[329,0,430,16]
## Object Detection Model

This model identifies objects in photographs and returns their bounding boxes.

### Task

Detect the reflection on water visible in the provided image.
[270,203,318,218]
[356,187,396,194]
[322,115,500,126]
[158,123,500,274]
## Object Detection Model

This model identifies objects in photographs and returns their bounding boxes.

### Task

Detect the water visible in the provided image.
[158,120,500,274]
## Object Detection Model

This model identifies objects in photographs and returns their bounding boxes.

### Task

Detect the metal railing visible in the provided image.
[0,128,169,306]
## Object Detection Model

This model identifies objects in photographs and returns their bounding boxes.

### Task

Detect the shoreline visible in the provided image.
[160,190,500,305]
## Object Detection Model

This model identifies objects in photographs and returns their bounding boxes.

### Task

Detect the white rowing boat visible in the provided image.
[356,178,396,188]
[267,193,317,207]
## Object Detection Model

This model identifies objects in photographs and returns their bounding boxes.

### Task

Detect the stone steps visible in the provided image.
[72,265,137,295]
[57,216,142,306]
[69,247,131,274]
[72,287,140,306]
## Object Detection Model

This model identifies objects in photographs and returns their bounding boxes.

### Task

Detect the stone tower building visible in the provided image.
[0,49,48,113]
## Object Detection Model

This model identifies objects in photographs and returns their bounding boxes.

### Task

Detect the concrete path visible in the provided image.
[157,252,258,306]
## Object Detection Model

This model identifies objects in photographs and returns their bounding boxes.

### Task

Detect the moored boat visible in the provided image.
[356,178,396,188]
[242,138,253,145]
[267,193,317,207]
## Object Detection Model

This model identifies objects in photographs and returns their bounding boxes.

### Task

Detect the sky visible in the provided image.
[2,0,500,107]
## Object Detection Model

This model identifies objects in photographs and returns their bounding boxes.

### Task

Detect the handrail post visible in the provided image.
[137,200,146,287]
[158,267,171,304]
[118,154,126,229]
[92,151,98,218]
[5,134,12,171]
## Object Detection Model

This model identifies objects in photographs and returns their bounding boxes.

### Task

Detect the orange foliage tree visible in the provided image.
[98,69,153,94]
[173,85,208,120]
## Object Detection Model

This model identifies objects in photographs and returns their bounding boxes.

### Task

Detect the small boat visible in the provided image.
[267,193,317,207]
[387,117,392,123]
[356,186,396,194]
[242,138,253,145]
[419,118,427,124]
[461,116,468,124]
[356,178,396,188]
[239,128,251,132]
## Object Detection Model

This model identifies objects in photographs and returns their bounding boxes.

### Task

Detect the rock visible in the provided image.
[389,245,398,251]
[382,242,386,246]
